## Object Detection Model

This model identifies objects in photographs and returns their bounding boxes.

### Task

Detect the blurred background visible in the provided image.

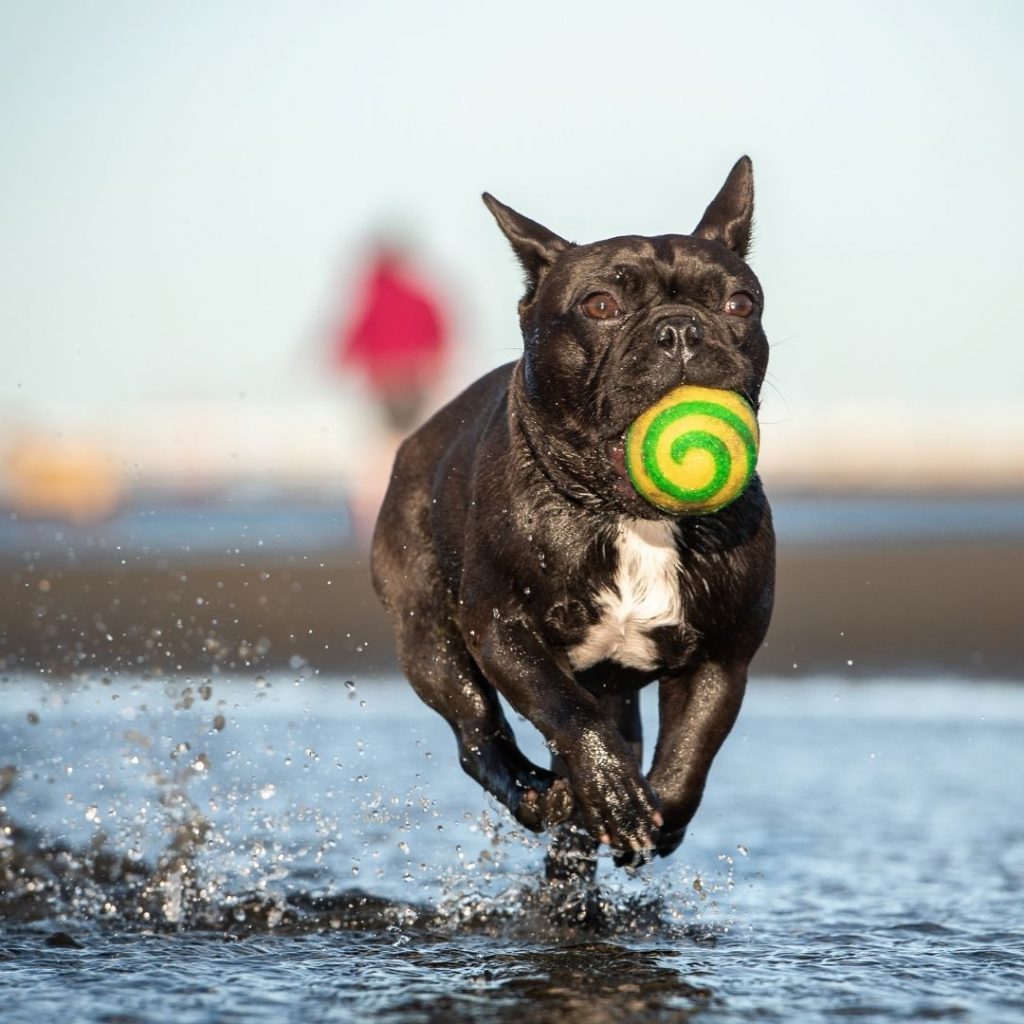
[2,0,1022,681]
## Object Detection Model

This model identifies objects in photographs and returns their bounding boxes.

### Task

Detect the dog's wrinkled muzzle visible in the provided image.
[655,314,704,362]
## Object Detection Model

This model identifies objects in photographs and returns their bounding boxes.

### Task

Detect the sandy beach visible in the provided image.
[2,535,1020,681]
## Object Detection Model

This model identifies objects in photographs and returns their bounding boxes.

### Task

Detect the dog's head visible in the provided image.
[484,157,769,516]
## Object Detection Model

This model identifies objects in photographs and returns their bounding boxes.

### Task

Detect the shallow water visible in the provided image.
[1,674,1023,1023]
[5,494,1024,565]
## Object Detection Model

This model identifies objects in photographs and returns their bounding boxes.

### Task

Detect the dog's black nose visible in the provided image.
[656,316,704,354]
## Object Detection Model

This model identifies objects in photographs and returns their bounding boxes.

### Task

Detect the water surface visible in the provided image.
[1,675,1022,1022]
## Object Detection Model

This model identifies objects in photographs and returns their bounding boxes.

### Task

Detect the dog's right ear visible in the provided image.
[482,193,570,299]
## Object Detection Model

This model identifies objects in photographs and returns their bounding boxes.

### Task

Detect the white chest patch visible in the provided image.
[568,519,684,672]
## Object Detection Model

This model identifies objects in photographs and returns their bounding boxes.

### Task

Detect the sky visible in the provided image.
[1,0,1022,464]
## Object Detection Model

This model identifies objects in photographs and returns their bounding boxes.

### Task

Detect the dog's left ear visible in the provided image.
[692,156,755,258]
[482,193,570,300]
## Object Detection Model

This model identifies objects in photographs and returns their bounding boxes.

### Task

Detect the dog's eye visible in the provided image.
[724,292,755,318]
[580,292,623,320]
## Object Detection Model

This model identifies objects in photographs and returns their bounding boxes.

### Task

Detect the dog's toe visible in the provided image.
[514,777,574,833]
[514,789,546,832]
[540,778,574,825]
[613,844,654,870]
[654,828,685,859]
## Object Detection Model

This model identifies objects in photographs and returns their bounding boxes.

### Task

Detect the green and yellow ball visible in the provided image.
[625,385,759,515]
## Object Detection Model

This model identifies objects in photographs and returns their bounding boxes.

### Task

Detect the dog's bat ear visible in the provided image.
[692,156,755,258]
[482,193,570,297]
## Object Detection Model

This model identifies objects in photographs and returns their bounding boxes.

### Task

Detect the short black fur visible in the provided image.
[372,157,775,873]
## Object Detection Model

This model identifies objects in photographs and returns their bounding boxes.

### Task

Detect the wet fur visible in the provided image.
[372,158,775,869]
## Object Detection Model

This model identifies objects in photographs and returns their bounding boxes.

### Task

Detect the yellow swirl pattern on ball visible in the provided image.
[625,385,759,515]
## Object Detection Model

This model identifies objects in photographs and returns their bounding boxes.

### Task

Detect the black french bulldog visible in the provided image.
[371,157,774,874]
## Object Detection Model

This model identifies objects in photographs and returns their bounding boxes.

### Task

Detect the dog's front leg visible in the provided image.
[389,617,572,834]
[472,617,663,855]
[647,661,747,858]
[547,691,643,881]
[442,678,575,835]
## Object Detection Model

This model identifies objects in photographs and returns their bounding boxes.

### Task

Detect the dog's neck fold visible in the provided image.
[508,361,612,514]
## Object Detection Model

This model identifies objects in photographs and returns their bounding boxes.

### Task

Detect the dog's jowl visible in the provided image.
[371,158,775,873]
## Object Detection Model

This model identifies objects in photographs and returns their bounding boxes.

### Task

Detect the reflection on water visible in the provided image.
[1,676,1023,1023]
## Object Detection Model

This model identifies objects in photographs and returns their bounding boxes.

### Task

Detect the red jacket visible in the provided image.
[336,254,447,394]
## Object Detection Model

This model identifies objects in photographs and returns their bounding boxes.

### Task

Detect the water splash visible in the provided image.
[0,672,738,946]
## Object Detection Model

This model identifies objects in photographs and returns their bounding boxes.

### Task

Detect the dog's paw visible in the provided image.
[612,845,655,870]
[653,827,685,860]
[613,821,683,869]
[514,777,575,833]
[593,796,663,859]
[569,755,664,856]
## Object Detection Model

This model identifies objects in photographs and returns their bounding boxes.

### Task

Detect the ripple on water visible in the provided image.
[3,675,1024,1023]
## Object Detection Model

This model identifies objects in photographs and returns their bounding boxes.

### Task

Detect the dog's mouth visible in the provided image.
[608,436,628,480]
[607,436,647,509]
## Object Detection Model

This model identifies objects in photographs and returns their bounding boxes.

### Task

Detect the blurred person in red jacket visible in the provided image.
[334,241,449,433]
